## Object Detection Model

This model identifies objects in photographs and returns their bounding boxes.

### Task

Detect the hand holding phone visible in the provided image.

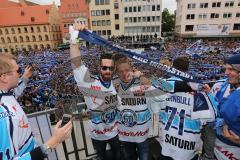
[61,114,72,127]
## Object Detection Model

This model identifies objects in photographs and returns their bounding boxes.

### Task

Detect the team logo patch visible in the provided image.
[101,106,117,124]
[120,109,137,127]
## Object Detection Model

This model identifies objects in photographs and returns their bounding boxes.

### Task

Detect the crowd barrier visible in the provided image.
[27,103,159,160]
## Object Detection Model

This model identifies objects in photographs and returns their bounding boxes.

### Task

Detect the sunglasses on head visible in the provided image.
[101,66,114,71]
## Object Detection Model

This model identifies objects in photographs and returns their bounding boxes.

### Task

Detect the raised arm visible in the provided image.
[69,24,86,68]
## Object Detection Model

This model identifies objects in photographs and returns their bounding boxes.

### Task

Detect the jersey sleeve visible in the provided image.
[191,92,217,124]
[14,78,28,99]
[148,89,167,114]
[73,64,94,88]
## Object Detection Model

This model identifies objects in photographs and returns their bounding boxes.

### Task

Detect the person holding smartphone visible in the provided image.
[0,53,73,160]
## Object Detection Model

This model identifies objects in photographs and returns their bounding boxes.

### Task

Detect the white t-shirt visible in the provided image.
[73,65,118,140]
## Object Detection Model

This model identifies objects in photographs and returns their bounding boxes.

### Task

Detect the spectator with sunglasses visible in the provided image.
[69,23,120,160]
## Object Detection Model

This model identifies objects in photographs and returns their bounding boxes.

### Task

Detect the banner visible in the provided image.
[196,24,230,36]
[78,29,201,83]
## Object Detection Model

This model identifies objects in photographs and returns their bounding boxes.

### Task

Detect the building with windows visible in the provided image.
[123,0,162,40]
[89,0,162,39]
[175,0,240,38]
[59,0,90,42]
[0,0,62,53]
[89,0,124,38]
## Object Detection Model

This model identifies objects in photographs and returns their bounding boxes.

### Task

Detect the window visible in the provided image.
[92,21,96,26]
[187,3,196,9]
[46,9,49,14]
[107,20,111,25]
[95,0,99,5]
[100,0,104,5]
[97,20,101,26]
[157,5,160,11]
[129,7,132,12]
[21,11,24,16]
[37,27,40,32]
[43,26,47,32]
[91,11,95,16]
[115,14,119,20]
[238,2,240,6]
[101,10,105,16]
[125,17,128,22]
[11,28,15,34]
[223,13,232,18]
[200,3,208,8]
[225,1,234,7]
[133,6,137,12]
[156,16,160,21]
[19,36,23,42]
[138,17,141,22]
[199,14,207,19]
[97,30,101,35]
[38,35,42,41]
[96,10,100,16]
[133,17,137,22]
[1,37,5,43]
[31,27,34,33]
[45,35,49,41]
[138,6,141,12]
[114,3,119,9]
[125,7,128,12]
[147,16,150,22]
[106,9,110,15]
[105,0,109,5]
[152,16,155,21]
[236,13,240,17]
[212,2,221,7]
[142,17,146,22]
[115,24,120,30]
[185,25,194,31]
[107,30,111,35]
[210,13,219,18]
[186,14,195,19]
[0,29,2,35]
[102,30,106,35]
[152,5,155,11]
[26,36,30,42]
[233,23,240,30]
[102,20,106,26]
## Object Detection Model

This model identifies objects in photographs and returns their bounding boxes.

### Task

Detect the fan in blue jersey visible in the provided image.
[151,57,217,160]
[0,53,72,160]
[212,54,240,160]
[69,24,120,160]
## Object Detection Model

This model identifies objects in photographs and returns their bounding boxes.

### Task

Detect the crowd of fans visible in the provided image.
[16,39,240,117]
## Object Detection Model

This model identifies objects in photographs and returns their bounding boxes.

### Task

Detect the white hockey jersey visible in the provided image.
[151,89,216,160]
[0,91,37,160]
[73,65,118,140]
[116,78,159,143]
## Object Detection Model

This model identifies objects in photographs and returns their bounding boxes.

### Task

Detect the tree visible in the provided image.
[162,8,175,36]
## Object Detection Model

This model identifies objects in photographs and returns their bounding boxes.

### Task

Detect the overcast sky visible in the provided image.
[11,0,177,13]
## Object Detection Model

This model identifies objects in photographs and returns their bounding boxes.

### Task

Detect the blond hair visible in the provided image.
[114,54,132,71]
[0,53,17,75]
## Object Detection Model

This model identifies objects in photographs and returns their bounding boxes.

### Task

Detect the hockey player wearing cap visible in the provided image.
[212,54,240,160]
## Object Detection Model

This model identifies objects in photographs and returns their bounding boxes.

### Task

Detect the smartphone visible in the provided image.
[61,114,72,127]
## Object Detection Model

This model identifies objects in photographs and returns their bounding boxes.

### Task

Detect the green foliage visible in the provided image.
[162,8,175,34]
